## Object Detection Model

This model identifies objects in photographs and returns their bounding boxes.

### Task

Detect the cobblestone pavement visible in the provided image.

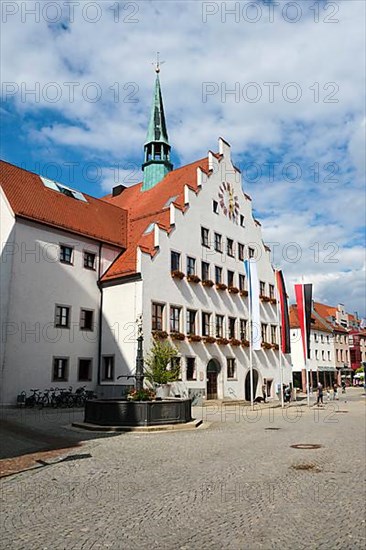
[1,391,365,550]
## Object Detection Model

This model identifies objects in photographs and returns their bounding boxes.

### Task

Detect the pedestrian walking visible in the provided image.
[262,384,267,403]
[341,381,346,394]
[333,382,338,400]
[284,385,291,404]
[317,382,323,406]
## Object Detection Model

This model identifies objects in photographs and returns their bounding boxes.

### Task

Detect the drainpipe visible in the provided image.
[97,242,103,386]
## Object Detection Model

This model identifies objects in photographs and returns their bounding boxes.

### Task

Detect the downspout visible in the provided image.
[97,242,103,386]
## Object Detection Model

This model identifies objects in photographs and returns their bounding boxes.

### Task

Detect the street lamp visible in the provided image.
[135,315,144,391]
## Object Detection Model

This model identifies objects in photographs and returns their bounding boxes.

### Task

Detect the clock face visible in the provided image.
[218,182,239,221]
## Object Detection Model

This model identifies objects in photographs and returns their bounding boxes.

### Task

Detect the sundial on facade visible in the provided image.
[218,182,239,222]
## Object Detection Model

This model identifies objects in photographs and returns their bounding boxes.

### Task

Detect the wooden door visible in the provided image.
[207,371,218,400]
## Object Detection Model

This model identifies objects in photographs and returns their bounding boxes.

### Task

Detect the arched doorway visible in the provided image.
[245,369,259,401]
[207,359,220,400]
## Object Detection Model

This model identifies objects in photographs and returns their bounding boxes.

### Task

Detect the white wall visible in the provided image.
[1,218,120,404]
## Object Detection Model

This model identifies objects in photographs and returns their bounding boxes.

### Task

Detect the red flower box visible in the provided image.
[229,338,241,346]
[270,298,277,305]
[241,339,250,347]
[260,295,271,302]
[216,283,227,291]
[188,334,202,342]
[261,341,272,349]
[202,279,214,288]
[187,274,201,284]
[203,336,216,344]
[228,286,240,294]
[171,270,185,280]
[170,332,185,341]
[152,330,168,339]
[216,337,229,345]
[240,290,248,297]
[272,343,279,350]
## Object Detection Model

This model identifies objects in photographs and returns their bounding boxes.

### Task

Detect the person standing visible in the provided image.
[262,383,267,403]
[317,382,324,406]
[333,381,338,400]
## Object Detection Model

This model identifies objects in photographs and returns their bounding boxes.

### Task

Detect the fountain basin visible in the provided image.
[84,398,192,427]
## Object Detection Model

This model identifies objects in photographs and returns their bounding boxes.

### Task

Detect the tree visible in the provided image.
[144,339,180,385]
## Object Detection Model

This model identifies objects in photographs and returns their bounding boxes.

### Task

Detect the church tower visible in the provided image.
[142,62,173,191]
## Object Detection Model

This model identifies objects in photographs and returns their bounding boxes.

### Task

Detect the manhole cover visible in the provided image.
[291,463,321,472]
[265,427,281,430]
[290,444,323,450]
[335,411,348,413]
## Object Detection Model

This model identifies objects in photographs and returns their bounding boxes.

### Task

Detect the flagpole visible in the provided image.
[249,301,254,410]
[301,277,311,409]
[275,270,284,408]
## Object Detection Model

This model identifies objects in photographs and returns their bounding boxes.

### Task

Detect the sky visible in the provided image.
[1,0,365,316]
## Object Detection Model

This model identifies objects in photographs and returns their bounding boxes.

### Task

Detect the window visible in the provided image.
[215,266,222,284]
[239,274,246,292]
[326,335,330,343]
[187,256,196,276]
[321,335,324,343]
[240,214,245,227]
[322,350,325,360]
[271,325,277,344]
[202,312,211,337]
[238,243,245,261]
[240,319,247,340]
[260,281,266,296]
[248,247,255,258]
[84,251,96,270]
[202,261,210,281]
[53,357,68,381]
[261,323,268,342]
[171,356,182,380]
[227,270,234,287]
[340,350,343,361]
[227,358,236,379]
[60,245,73,264]
[186,357,196,380]
[315,350,319,360]
[78,359,92,381]
[80,309,94,331]
[227,238,234,257]
[269,284,275,299]
[171,251,181,271]
[201,227,209,248]
[314,333,318,342]
[55,305,70,328]
[327,351,331,361]
[213,200,219,214]
[186,309,197,335]
[102,356,114,381]
[216,315,224,338]
[214,233,222,252]
[152,303,164,331]
[170,306,181,332]
[228,317,236,339]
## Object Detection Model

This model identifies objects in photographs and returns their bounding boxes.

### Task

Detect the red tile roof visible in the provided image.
[289,305,333,333]
[101,157,210,280]
[1,161,127,248]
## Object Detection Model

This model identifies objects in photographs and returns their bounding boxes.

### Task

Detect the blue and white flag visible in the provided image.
[244,259,262,350]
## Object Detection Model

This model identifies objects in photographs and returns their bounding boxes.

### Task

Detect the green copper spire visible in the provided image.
[142,58,173,191]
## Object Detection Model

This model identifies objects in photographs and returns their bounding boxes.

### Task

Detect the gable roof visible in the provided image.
[289,305,333,333]
[101,156,210,281]
[0,160,127,248]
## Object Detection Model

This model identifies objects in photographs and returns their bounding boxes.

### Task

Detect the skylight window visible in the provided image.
[144,223,155,234]
[41,177,87,202]
[163,195,179,208]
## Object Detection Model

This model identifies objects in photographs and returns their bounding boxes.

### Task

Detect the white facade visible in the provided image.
[100,140,292,402]
[0,204,120,404]
[291,327,335,389]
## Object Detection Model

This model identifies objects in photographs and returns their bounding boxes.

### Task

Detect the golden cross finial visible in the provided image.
[152,51,165,73]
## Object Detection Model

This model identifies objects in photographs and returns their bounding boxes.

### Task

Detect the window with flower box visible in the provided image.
[186,357,196,380]
[239,274,246,292]
[227,358,236,379]
[238,243,245,261]
[170,306,181,333]
[271,325,277,344]
[227,270,234,287]
[260,281,266,296]
[202,261,210,281]
[215,266,223,284]
[187,256,196,276]
[186,309,197,335]
[214,233,222,252]
[152,303,165,331]
[227,238,234,257]
[202,312,211,337]
[261,323,268,342]
[228,317,236,339]
[216,315,224,338]
[240,319,247,340]
[171,251,181,272]
[269,284,275,299]
[201,227,209,248]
